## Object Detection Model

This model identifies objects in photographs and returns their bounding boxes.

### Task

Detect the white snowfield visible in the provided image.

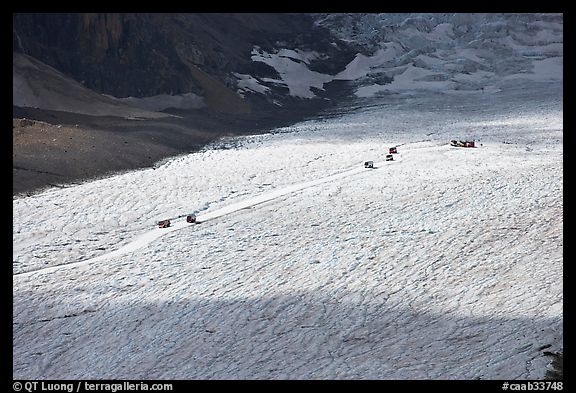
[13,84,562,380]
[251,47,333,98]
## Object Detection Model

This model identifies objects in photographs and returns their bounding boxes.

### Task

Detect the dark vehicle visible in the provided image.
[186,214,197,223]
[389,147,398,154]
[364,161,374,168]
[451,140,475,147]
[385,154,394,161]
[158,219,171,228]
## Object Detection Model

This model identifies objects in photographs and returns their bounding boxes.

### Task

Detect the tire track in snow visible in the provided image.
[14,157,404,278]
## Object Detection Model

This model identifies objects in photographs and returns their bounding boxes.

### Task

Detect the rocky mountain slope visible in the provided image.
[13,13,355,113]
[13,13,357,194]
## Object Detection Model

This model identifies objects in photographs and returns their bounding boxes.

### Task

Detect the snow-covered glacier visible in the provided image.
[13,13,562,380]
[13,81,562,379]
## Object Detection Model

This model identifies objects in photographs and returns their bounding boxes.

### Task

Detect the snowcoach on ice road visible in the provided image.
[385,154,394,161]
[158,219,171,228]
[158,214,196,228]
[450,140,475,148]
[364,161,374,168]
[389,147,398,154]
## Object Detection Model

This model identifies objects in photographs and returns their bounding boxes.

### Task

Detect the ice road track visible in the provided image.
[14,155,404,278]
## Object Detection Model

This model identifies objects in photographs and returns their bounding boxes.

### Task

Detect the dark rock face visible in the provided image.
[13,13,354,101]
[12,13,359,194]
[14,13,199,98]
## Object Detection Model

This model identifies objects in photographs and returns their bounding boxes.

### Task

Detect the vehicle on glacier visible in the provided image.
[364,161,374,168]
[450,140,475,148]
[158,219,171,228]
[158,213,196,228]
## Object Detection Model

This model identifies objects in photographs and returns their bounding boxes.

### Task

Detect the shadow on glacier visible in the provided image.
[13,287,562,380]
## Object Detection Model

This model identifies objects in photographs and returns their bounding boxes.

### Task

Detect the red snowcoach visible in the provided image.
[158,219,171,228]
[450,140,476,148]
[389,147,398,154]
